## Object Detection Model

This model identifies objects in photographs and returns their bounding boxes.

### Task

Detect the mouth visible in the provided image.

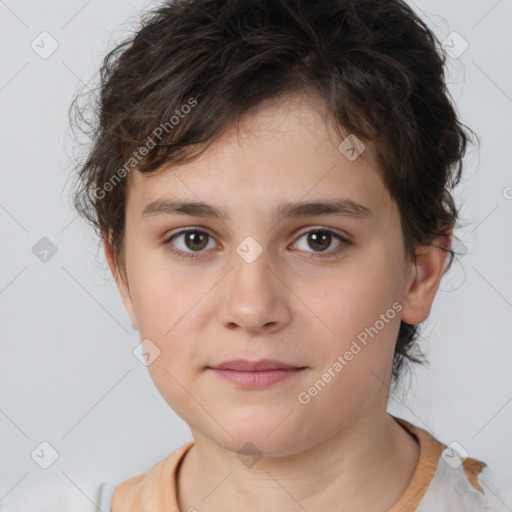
[208,358,305,371]
[207,359,307,389]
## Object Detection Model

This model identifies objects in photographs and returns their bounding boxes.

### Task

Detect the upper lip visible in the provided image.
[209,359,304,371]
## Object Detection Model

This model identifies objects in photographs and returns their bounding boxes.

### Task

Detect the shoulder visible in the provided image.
[391,416,511,512]
[0,443,195,512]
[111,441,194,511]
[418,448,512,511]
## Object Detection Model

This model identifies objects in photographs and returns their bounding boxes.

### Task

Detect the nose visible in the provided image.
[215,244,292,335]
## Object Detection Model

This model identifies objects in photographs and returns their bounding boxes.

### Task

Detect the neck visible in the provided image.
[177,409,419,512]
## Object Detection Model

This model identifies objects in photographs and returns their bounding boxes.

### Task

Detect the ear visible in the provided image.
[401,230,453,325]
[103,233,139,331]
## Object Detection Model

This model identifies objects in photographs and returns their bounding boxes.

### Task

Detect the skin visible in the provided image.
[104,90,451,511]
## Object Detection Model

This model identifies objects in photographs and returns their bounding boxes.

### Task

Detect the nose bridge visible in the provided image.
[230,234,275,293]
[235,234,267,266]
[216,233,290,332]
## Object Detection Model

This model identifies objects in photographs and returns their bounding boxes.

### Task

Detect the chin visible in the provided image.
[206,423,308,459]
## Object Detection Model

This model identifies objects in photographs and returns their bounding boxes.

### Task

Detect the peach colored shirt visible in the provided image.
[108,416,503,511]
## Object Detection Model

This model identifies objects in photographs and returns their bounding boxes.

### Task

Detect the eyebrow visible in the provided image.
[142,198,373,223]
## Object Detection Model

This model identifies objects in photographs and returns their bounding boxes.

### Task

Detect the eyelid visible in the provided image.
[163,226,216,244]
[293,225,351,241]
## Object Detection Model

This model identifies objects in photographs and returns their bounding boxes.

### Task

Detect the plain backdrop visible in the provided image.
[1,0,511,509]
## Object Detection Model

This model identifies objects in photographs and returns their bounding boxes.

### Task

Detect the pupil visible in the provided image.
[186,231,207,250]
[309,231,330,251]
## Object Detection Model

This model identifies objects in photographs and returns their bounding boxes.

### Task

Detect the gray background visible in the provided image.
[1,0,511,509]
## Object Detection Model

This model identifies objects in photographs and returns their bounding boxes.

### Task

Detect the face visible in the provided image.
[105,91,447,456]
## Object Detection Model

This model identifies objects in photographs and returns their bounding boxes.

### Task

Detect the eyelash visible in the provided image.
[162,227,352,260]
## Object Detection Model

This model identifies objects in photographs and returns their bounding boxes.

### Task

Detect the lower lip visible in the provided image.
[209,368,306,389]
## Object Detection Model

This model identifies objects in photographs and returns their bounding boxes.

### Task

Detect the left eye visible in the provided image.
[164,228,351,259]
[292,229,350,257]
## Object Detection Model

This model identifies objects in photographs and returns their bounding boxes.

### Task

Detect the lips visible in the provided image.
[208,359,307,389]
[209,358,304,371]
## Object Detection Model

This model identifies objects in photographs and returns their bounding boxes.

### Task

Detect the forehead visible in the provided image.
[124,91,390,218]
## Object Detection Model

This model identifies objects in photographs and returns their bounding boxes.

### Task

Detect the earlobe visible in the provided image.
[401,234,452,325]
[102,233,139,331]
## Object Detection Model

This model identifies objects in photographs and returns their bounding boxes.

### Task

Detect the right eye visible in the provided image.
[164,228,217,259]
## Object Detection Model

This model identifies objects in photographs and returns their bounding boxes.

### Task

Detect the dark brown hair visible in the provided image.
[69,0,475,385]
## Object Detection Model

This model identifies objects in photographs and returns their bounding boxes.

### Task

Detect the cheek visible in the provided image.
[293,260,403,393]
[300,263,401,339]
[127,250,203,336]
